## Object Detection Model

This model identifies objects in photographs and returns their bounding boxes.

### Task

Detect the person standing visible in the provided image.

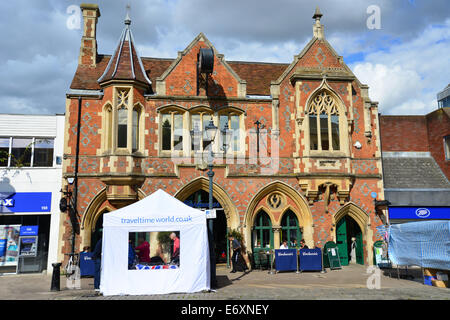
[279,240,289,249]
[128,239,136,269]
[135,236,150,263]
[170,232,180,265]
[92,231,103,293]
[229,235,248,273]
[299,239,309,249]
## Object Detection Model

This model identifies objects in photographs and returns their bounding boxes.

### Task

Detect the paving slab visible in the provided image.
[0,264,448,300]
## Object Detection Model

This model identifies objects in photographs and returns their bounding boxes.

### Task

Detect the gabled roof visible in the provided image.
[70,55,287,96]
[97,16,151,87]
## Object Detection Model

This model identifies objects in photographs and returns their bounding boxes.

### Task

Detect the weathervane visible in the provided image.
[125,3,131,25]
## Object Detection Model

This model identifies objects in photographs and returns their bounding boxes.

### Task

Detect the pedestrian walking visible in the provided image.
[228,235,248,273]
[92,229,103,293]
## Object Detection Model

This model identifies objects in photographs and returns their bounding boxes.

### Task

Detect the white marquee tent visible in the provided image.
[100,189,210,296]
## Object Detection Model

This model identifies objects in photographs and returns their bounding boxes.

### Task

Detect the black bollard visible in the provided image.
[51,263,62,291]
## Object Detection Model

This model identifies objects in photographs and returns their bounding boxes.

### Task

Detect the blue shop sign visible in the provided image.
[0,192,52,213]
[20,226,39,236]
[389,207,450,220]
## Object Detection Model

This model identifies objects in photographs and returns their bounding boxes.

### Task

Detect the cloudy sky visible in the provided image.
[0,0,448,115]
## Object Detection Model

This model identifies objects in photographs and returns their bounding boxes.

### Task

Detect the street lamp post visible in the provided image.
[191,118,226,289]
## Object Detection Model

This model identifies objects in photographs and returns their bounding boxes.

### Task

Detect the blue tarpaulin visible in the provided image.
[388,220,450,270]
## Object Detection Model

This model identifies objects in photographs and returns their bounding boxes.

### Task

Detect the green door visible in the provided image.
[336,217,348,266]
[356,230,364,265]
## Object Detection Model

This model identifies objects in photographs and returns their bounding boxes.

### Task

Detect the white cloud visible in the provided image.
[0,1,448,115]
[351,19,450,115]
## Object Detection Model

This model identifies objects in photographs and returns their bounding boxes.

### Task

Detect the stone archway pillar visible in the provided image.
[272,225,281,249]
[303,224,315,249]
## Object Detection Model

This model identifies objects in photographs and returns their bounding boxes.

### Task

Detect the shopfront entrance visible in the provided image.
[0,214,50,273]
[336,215,364,266]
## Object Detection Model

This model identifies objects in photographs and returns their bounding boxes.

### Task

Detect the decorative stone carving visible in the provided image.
[267,192,284,210]
[298,177,353,207]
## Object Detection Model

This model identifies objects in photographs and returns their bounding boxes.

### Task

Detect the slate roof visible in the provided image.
[97,19,151,87]
[382,156,450,189]
[71,56,289,96]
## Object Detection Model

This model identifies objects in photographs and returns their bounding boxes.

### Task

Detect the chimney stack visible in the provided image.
[312,6,324,40]
[79,3,101,67]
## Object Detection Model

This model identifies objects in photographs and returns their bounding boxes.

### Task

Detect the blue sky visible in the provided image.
[0,0,448,115]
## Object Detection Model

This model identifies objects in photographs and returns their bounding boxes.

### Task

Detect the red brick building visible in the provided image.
[380,107,450,223]
[380,108,450,180]
[59,4,385,267]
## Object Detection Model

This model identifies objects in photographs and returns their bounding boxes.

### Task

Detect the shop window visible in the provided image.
[307,90,341,151]
[33,138,54,167]
[0,137,55,168]
[0,137,10,167]
[280,210,302,249]
[11,138,32,167]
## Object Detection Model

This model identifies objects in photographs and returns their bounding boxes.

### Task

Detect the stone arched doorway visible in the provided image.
[183,189,228,264]
[80,188,146,250]
[174,177,239,228]
[174,177,239,265]
[333,202,373,265]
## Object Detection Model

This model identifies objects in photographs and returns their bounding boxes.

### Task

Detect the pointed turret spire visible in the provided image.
[98,4,151,87]
[312,6,325,40]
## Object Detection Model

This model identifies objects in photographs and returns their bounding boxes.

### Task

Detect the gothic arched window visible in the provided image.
[307,90,340,151]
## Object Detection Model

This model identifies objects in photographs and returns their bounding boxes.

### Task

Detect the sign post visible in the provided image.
[205,209,217,219]
[327,247,342,270]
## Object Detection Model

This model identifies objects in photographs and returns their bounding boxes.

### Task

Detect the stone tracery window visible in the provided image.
[116,89,129,149]
[307,90,340,151]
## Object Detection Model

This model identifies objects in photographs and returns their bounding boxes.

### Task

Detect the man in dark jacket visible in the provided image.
[228,235,248,273]
[92,231,102,293]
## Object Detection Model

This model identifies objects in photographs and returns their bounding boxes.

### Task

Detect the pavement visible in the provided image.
[0,263,449,300]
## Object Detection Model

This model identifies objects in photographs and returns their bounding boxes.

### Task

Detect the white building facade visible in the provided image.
[0,114,64,274]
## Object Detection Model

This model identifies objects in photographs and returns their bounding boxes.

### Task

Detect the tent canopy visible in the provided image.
[100,189,210,296]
